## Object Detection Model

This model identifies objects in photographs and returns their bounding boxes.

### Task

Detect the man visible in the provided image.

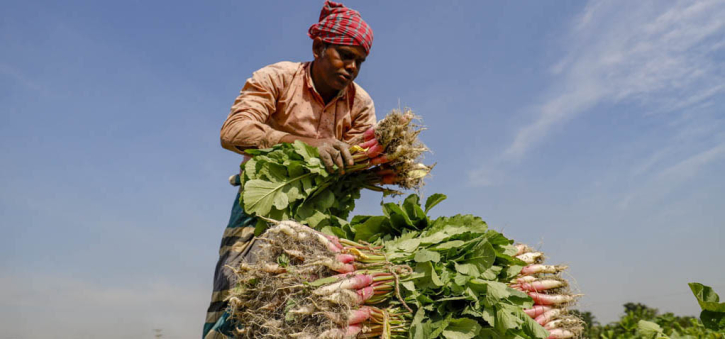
[203,2,376,338]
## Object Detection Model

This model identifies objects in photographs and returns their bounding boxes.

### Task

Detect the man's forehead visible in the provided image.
[335,44,368,58]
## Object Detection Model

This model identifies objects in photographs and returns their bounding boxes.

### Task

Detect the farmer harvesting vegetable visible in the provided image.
[203,1,380,338]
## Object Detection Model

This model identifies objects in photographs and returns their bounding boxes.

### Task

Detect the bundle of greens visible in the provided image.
[227,194,585,339]
[239,108,433,234]
[323,194,552,339]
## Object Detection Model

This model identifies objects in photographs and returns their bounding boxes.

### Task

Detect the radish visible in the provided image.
[520,264,568,275]
[519,279,567,292]
[523,305,552,318]
[543,317,581,329]
[511,275,538,284]
[370,154,390,165]
[516,251,544,264]
[356,286,375,303]
[347,306,372,324]
[360,138,378,149]
[319,324,362,339]
[314,274,374,295]
[336,253,355,264]
[365,143,384,158]
[238,262,285,274]
[363,127,376,141]
[528,292,580,305]
[547,328,575,339]
[535,308,562,325]
[515,244,534,255]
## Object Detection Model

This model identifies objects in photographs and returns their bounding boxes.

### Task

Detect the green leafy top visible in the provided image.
[689,282,725,331]
[240,141,365,234]
[323,193,549,339]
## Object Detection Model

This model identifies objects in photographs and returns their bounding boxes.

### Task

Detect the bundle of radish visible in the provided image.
[226,194,582,339]
[510,244,584,338]
[226,220,412,338]
[238,108,433,234]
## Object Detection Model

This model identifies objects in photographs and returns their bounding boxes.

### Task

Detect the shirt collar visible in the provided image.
[304,62,354,106]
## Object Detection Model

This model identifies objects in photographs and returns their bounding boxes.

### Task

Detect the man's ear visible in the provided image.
[312,37,326,60]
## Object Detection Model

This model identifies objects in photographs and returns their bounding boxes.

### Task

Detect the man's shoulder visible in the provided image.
[351,82,373,106]
[253,61,304,77]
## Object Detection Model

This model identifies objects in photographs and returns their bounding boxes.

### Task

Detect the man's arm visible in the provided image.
[220,66,291,155]
[342,94,376,145]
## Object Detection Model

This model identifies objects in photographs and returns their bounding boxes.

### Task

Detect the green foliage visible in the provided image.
[576,302,723,339]
[239,141,368,233]
[689,282,725,332]
[326,194,549,339]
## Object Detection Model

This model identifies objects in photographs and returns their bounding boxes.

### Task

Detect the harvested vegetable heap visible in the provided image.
[227,195,584,339]
[227,109,584,338]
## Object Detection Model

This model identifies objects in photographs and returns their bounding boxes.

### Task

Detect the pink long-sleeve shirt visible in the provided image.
[220,61,377,157]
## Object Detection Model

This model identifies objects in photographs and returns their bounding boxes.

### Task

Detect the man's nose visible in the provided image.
[345,60,357,74]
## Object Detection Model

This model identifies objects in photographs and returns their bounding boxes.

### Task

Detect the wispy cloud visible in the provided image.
[470,0,725,185]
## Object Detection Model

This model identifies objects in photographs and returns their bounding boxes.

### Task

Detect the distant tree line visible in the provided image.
[571,302,722,338]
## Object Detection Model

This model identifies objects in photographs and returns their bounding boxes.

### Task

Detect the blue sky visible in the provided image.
[2,0,724,337]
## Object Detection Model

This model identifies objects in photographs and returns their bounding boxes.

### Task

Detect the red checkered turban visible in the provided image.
[308,1,373,54]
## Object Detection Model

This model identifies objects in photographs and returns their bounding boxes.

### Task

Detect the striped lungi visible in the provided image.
[202,191,257,338]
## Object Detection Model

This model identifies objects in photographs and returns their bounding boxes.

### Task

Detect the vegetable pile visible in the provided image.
[238,108,433,234]
[226,195,584,339]
[510,244,584,338]
[227,108,585,338]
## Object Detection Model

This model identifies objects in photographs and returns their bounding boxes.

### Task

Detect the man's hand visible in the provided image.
[317,139,354,174]
[279,135,354,174]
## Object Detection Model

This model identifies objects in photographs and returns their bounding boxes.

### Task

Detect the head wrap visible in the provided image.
[308,1,373,54]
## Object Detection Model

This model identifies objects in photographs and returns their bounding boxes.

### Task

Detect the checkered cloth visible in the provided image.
[308,0,373,54]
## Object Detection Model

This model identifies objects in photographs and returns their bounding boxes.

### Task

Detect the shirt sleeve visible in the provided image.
[220,66,291,154]
[342,92,377,145]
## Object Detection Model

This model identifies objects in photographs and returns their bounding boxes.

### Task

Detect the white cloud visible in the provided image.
[470,0,725,186]
[507,0,725,160]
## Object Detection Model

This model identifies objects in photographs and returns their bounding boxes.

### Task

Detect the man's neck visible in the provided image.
[310,62,338,104]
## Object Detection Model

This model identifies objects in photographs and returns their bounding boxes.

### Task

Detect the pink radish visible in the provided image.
[371,154,390,165]
[345,324,362,336]
[332,263,355,273]
[336,254,355,264]
[347,306,372,324]
[324,234,344,251]
[365,143,384,158]
[520,279,567,292]
[314,274,374,296]
[356,286,375,303]
[547,329,575,339]
[521,264,568,275]
[359,138,378,149]
[513,276,538,284]
[363,127,376,141]
[528,292,580,305]
[535,308,562,325]
[523,305,552,318]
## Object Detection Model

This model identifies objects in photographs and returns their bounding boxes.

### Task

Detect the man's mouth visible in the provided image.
[338,73,352,82]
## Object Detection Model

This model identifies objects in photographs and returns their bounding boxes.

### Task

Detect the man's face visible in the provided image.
[314,43,368,91]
